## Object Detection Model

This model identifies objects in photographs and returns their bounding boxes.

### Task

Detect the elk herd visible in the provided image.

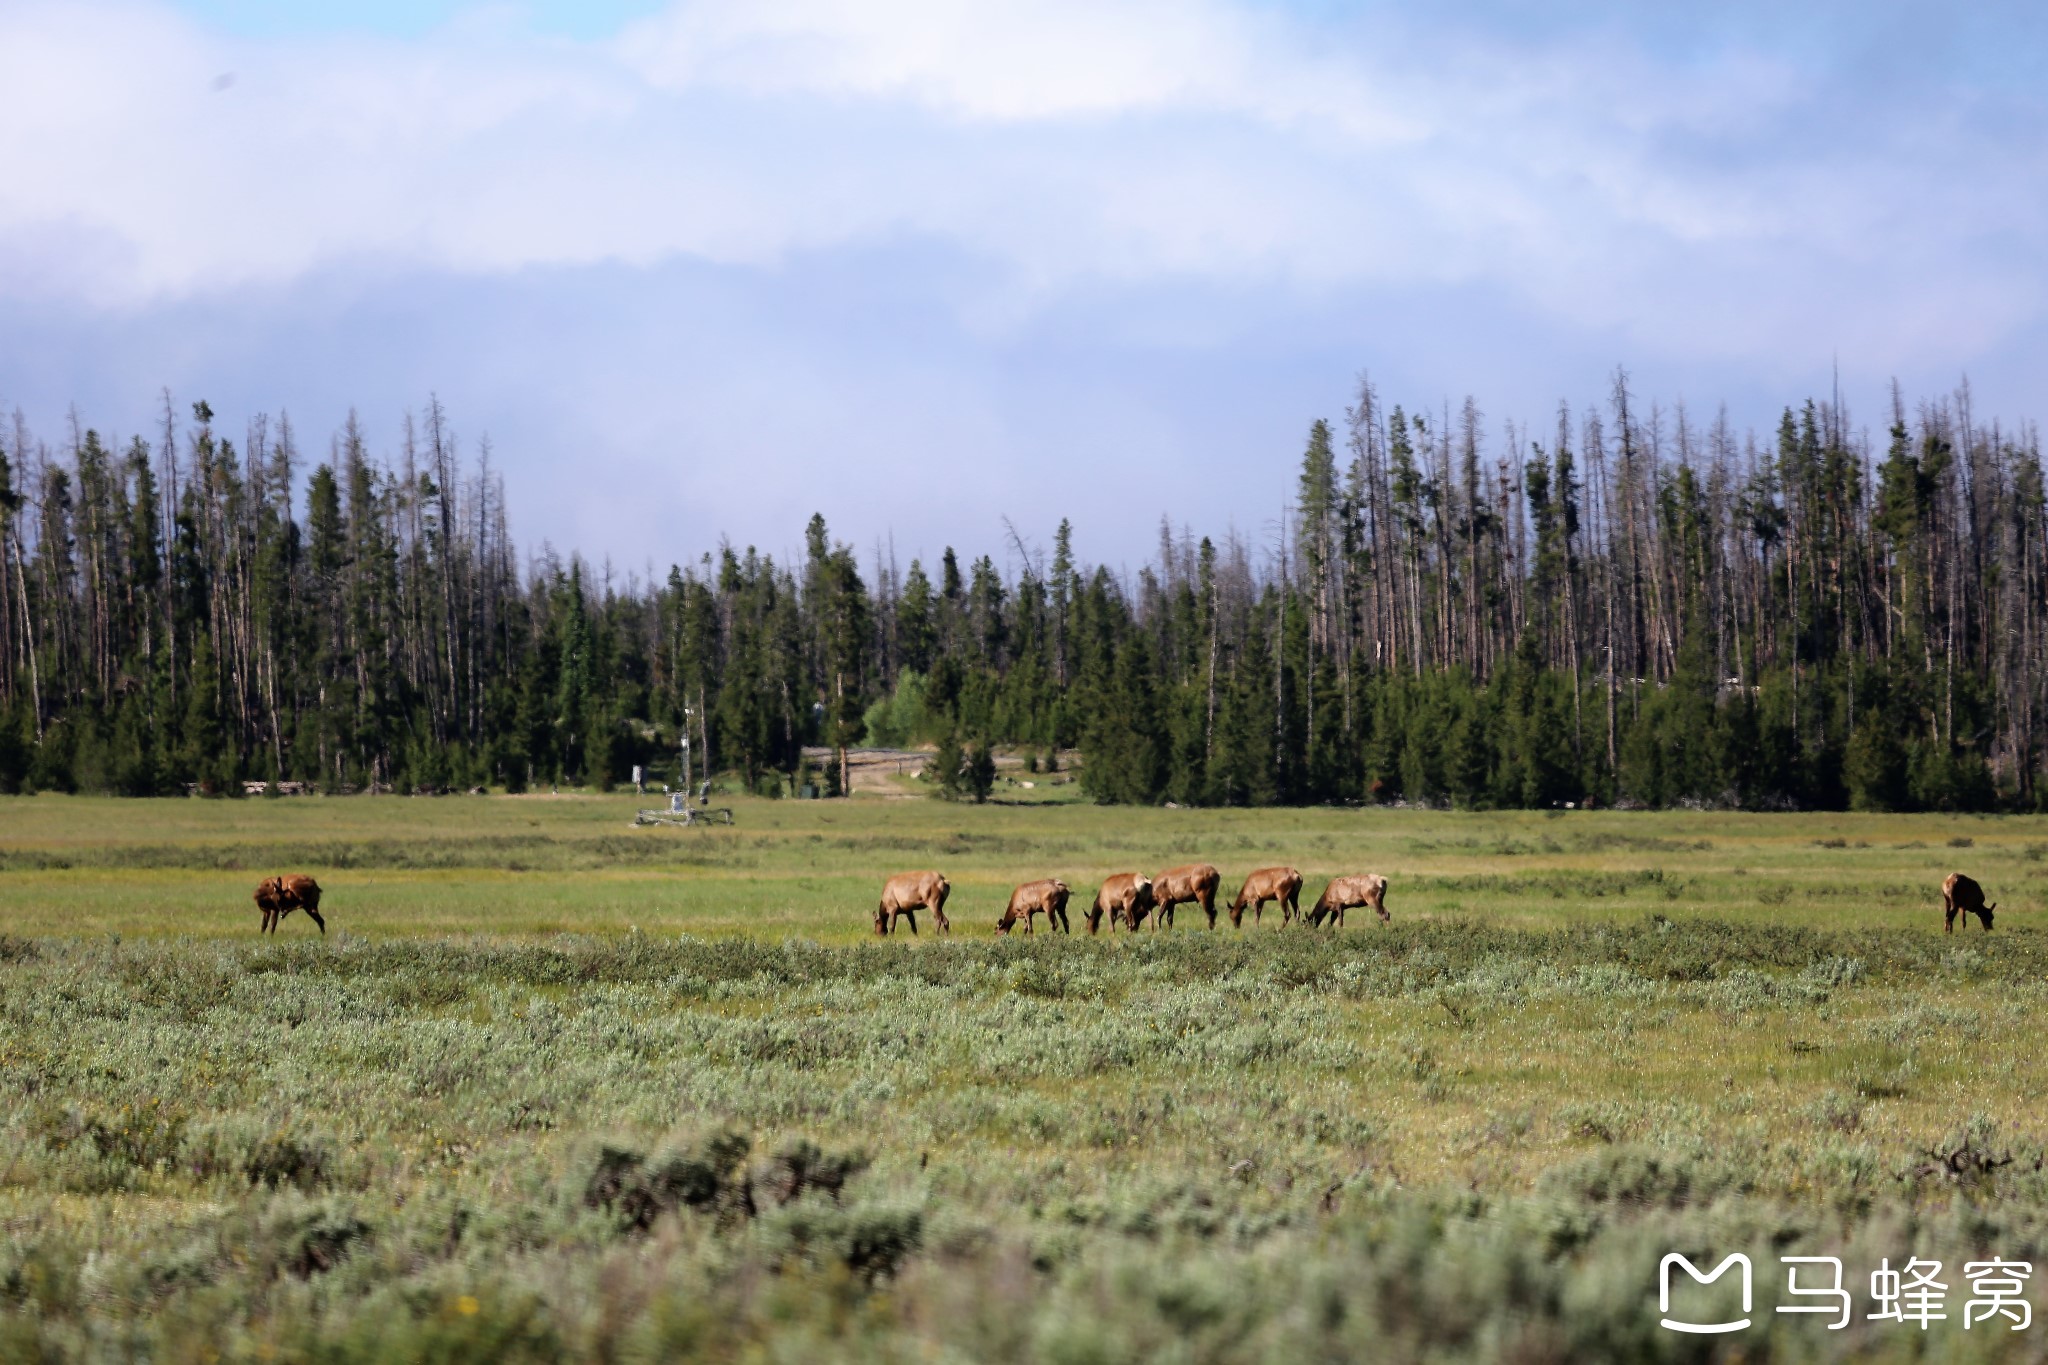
[872,863,1391,936]
[247,865,1996,938]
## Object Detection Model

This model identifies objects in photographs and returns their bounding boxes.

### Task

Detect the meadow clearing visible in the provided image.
[5,790,2048,1361]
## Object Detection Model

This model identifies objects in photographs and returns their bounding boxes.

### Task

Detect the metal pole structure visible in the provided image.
[680,706,694,797]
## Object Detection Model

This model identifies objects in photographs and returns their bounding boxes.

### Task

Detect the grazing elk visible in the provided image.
[1307,874,1389,928]
[254,875,326,935]
[1227,866,1304,928]
[1942,872,1995,934]
[997,878,1072,935]
[1153,863,1222,929]
[1087,872,1155,934]
[875,871,951,936]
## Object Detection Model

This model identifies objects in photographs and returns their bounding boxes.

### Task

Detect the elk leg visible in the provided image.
[306,906,326,935]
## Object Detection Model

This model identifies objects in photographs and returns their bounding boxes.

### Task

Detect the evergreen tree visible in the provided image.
[930,727,965,800]
[965,738,996,804]
[897,559,935,673]
[0,378,2039,812]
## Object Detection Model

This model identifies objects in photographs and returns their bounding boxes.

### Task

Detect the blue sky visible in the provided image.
[1,0,2042,575]
[172,0,669,41]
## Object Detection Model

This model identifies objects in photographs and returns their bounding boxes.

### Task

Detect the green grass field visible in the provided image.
[6,793,2048,1361]
[1,791,2040,940]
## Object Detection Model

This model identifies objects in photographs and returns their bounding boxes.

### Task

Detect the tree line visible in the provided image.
[0,372,2040,810]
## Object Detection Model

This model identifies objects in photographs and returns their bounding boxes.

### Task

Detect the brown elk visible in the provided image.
[997,878,1072,935]
[1227,866,1303,927]
[1087,872,1155,934]
[1942,872,1995,933]
[1153,863,1221,928]
[254,875,325,935]
[875,871,951,936]
[1307,874,1388,928]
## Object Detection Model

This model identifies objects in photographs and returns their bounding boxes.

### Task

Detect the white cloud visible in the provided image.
[616,0,1414,139]
[0,0,2040,381]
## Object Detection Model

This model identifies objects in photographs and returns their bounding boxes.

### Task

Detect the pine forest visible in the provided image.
[0,371,2042,812]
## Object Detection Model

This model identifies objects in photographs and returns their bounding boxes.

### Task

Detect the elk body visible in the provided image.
[876,871,951,936]
[997,878,1072,935]
[1942,872,1995,933]
[1153,863,1221,929]
[254,875,325,935]
[1227,866,1303,927]
[1087,873,1155,934]
[1307,874,1388,928]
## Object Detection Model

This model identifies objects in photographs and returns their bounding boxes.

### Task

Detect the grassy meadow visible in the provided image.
[6,791,2048,1361]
